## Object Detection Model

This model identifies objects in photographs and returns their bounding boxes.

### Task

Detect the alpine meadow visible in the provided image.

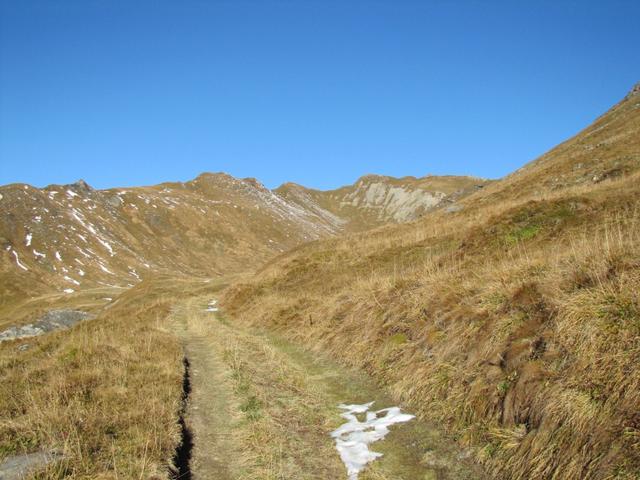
[1,2,639,479]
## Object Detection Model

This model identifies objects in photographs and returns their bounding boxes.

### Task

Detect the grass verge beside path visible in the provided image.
[183,295,483,479]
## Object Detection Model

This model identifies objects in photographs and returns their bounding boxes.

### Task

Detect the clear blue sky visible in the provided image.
[1,1,638,190]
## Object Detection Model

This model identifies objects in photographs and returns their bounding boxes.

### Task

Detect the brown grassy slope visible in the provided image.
[0,173,343,321]
[464,86,640,208]
[0,171,480,317]
[0,276,215,479]
[223,91,640,479]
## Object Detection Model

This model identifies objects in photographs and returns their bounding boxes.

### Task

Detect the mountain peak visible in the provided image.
[70,179,93,192]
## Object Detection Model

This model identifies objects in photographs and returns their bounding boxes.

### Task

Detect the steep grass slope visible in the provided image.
[223,85,640,479]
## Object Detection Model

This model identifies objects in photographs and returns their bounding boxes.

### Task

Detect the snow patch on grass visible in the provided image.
[97,237,115,256]
[98,262,114,275]
[205,299,219,312]
[11,250,28,271]
[64,276,80,286]
[331,402,414,480]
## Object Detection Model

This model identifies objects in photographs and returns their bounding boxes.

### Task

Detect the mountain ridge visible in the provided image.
[0,171,482,319]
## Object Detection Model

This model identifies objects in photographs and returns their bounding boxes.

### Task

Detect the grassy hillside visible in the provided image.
[0,276,221,478]
[0,173,339,315]
[0,172,480,321]
[223,88,640,479]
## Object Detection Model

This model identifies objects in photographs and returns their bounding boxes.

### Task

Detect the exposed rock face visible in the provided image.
[70,179,94,193]
[342,179,445,221]
[627,81,640,98]
[0,309,94,342]
[0,451,63,479]
[276,174,490,231]
[445,204,463,213]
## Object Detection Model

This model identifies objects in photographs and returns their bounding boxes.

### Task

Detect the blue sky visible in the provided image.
[1,1,638,190]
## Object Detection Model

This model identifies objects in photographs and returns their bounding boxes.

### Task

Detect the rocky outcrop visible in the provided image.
[0,309,94,342]
[0,451,63,479]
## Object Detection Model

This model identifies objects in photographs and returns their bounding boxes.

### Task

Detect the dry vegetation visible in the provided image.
[223,90,640,479]
[214,313,346,479]
[0,277,214,479]
[174,297,480,479]
[223,169,640,479]
[0,88,637,479]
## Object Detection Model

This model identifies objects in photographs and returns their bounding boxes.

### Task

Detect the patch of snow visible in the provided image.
[331,402,414,480]
[55,251,62,261]
[33,249,46,259]
[69,209,98,235]
[34,215,42,223]
[98,263,114,275]
[205,299,218,312]
[63,288,74,294]
[25,233,32,246]
[64,276,80,286]
[12,250,29,271]
[66,189,78,198]
[78,269,85,276]
[96,237,115,256]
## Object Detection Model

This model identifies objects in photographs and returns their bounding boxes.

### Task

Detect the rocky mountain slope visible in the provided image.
[277,174,490,231]
[0,171,481,313]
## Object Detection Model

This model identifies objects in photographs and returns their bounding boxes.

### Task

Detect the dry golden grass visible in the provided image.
[223,171,640,479]
[215,318,345,479]
[0,276,214,479]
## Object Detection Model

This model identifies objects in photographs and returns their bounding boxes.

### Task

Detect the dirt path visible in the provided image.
[171,296,485,480]
[170,300,236,480]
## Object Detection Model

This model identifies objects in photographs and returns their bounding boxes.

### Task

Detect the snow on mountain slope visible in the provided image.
[0,172,485,308]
